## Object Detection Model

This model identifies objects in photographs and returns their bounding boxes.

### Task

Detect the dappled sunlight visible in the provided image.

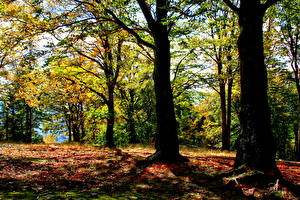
[0,143,299,199]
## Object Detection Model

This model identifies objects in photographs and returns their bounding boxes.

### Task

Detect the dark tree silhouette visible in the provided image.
[107,0,188,162]
[223,0,281,173]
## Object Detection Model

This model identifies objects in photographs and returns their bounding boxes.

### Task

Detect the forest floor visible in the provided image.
[0,143,299,200]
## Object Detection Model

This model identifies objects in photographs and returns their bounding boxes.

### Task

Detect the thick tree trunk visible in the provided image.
[105,85,115,148]
[73,126,80,142]
[69,104,80,142]
[294,64,300,161]
[234,4,277,172]
[72,122,80,142]
[149,24,187,162]
[68,126,72,142]
[125,0,187,162]
[296,88,300,161]
[297,125,300,161]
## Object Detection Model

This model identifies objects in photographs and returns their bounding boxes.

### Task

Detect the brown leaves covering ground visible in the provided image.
[0,143,299,200]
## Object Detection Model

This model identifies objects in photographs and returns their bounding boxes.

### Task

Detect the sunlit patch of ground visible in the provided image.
[0,143,299,199]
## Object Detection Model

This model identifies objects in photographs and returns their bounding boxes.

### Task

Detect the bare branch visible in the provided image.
[74,62,103,80]
[75,49,103,68]
[136,0,155,28]
[137,43,154,61]
[173,80,199,99]
[172,49,195,82]
[106,9,155,49]
[73,0,96,7]
[223,0,239,13]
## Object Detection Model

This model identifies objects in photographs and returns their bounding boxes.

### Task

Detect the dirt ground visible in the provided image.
[0,143,299,199]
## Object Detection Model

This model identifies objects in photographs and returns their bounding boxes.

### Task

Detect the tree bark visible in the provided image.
[149,22,187,162]
[4,104,9,140]
[297,123,300,161]
[69,104,80,142]
[25,104,33,143]
[234,1,277,172]
[11,104,18,141]
[109,0,186,161]
[64,105,73,142]
[292,49,300,161]
[128,89,138,144]
[79,102,86,142]
[219,62,230,150]
[105,84,115,148]
[226,61,233,150]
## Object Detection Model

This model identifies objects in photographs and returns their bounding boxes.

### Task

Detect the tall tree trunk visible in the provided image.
[149,23,186,162]
[4,104,9,140]
[69,104,79,142]
[25,105,33,143]
[292,56,300,160]
[79,102,86,142]
[234,2,277,172]
[68,126,72,142]
[108,0,186,161]
[11,105,17,141]
[105,85,115,148]
[295,74,300,161]
[297,121,300,161]
[72,124,80,142]
[64,106,73,142]
[128,89,137,144]
[226,61,233,150]
[219,62,230,150]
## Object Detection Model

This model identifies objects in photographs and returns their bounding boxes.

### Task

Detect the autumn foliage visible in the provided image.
[0,143,299,199]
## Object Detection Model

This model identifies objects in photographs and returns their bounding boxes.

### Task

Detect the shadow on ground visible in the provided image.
[0,144,251,200]
[0,144,299,199]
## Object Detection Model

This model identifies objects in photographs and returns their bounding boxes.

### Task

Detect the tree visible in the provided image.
[223,0,280,173]
[51,27,131,147]
[268,68,298,160]
[117,51,155,144]
[0,73,37,143]
[106,0,195,161]
[276,0,300,160]
[75,36,123,148]
[189,1,239,150]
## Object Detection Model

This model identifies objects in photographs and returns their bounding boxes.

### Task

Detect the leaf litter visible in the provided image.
[0,143,299,199]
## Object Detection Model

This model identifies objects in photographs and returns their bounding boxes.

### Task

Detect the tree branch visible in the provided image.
[136,0,156,28]
[137,43,154,61]
[67,76,108,104]
[74,62,103,80]
[75,49,104,68]
[106,9,155,49]
[172,49,195,82]
[173,81,198,99]
[113,39,123,85]
[0,55,7,68]
[73,0,96,7]
[223,0,239,13]
[262,0,281,12]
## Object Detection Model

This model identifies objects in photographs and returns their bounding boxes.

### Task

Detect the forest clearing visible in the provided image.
[1,0,300,199]
[0,143,299,200]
